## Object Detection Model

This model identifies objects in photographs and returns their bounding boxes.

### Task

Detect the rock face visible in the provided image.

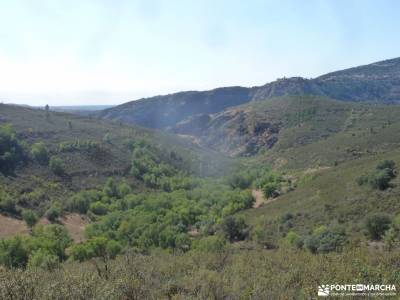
[98,57,400,131]
[172,107,281,157]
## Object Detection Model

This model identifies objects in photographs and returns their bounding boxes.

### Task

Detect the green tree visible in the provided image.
[0,124,27,174]
[0,189,17,214]
[118,180,132,197]
[22,209,38,229]
[192,236,226,252]
[365,213,391,240]
[285,231,303,249]
[262,182,279,198]
[45,104,50,120]
[89,201,108,215]
[305,225,347,254]
[103,178,119,198]
[69,190,101,214]
[31,142,49,165]
[220,216,249,242]
[369,169,393,190]
[69,237,122,279]
[0,236,29,268]
[27,248,59,271]
[45,206,61,222]
[31,225,72,260]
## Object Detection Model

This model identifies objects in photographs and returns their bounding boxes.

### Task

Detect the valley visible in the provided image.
[1,57,400,299]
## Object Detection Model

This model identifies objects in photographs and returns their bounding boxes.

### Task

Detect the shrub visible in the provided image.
[0,189,17,214]
[0,124,27,174]
[376,160,395,171]
[70,237,122,262]
[356,175,369,186]
[49,157,65,176]
[27,249,59,271]
[0,236,29,268]
[227,173,252,189]
[252,226,277,249]
[262,182,279,198]
[69,190,101,214]
[45,206,61,222]
[357,160,396,190]
[118,181,131,197]
[281,213,294,223]
[364,213,391,240]
[103,178,119,198]
[192,236,226,252]
[103,133,111,144]
[305,225,347,254]
[285,231,303,249]
[59,140,100,153]
[30,142,49,165]
[383,227,399,251]
[368,169,393,190]
[89,201,108,215]
[22,209,38,228]
[220,216,249,242]
[31,225,72,260]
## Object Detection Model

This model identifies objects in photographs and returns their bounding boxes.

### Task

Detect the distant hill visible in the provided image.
[98,57,400,129]
[48,105,115,116]
[98,87,252,129]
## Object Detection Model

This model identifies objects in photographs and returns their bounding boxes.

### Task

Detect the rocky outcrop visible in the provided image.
[172,107,281,157]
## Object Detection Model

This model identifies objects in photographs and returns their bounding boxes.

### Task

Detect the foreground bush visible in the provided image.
[365,213,391,240]
[304,225,347,253]
[0,246,398,299]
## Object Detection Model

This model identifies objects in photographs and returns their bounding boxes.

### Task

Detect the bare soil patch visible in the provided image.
[0,213,88,242]
[0,214,28,237]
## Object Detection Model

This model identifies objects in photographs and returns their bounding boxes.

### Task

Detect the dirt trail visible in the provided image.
[252,189,279,208]
[303,166,331,175]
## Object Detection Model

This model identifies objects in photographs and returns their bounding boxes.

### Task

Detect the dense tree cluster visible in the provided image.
[75,179,253,254]
[0,225,71,269]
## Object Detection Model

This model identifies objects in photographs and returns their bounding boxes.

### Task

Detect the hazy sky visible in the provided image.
[0,0,399,106]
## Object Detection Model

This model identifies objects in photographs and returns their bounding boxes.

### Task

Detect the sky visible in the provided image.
[0,0,399,106]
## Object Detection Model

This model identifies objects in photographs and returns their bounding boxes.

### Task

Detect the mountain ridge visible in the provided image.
[98,57,400,129]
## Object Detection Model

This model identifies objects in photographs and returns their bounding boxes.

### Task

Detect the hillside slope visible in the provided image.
[98,57,400,129]
[0,104,233,217]
[98,87,253,129]
[174,95,400,167]
[240,148,400,244]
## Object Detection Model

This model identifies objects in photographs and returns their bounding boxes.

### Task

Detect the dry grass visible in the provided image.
[60,213,88,243]
[0,213,88,242]
[0,215,28,237]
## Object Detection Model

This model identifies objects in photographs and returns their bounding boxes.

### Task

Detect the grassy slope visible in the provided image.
[226,96,400,240]
[235,96,400,169]
[241,148,400,240]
